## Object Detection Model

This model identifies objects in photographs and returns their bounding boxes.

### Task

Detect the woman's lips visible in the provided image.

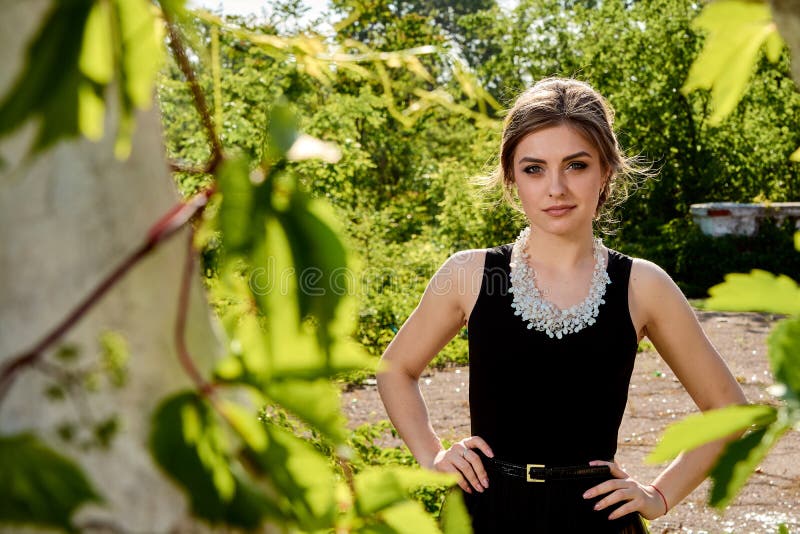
[543,205,575,217]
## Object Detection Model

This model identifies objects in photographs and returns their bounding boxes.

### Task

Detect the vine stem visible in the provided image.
[174,228,214,397]
[0,187,214,404]
[163,8,224,173]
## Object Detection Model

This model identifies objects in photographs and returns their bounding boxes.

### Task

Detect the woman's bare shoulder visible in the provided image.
[431,248,488,290]
[629,257,678,295]
[425,249,489,321]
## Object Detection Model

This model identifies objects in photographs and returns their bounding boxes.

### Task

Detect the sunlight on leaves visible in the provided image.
[440,488,473,534]
[0,1,91,151]
[265,378,348,444]
[116,0,163,109]
[254,425,338,530]
[648,404,777,463]
[217,157,255,256]
[79,0,114,85]
[382,500,441,534]
[218,399,269,452]
[77,82,105,141]
[768,317,800,401]
[682,0,784,125]
[709,418,791,508]
[355,466,457,515]
[706,270,800,315]
[150,392,275,528]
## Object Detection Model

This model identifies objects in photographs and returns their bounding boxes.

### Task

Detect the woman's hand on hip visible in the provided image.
[431,436,494,494]
[583,460,667,520]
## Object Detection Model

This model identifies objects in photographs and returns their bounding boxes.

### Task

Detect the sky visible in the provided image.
[190,0,332,20]
[191,0,516,20]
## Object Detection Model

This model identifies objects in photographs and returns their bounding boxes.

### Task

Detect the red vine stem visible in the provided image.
[0,187,214,404]
[175,228,214,397]
[163,9,224,173]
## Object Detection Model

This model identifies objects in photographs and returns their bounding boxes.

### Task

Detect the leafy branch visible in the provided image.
[650,0,800,511]
[1,2,478,532]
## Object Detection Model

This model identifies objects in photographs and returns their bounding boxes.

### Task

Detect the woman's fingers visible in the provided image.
[452,451,485,492]
[592,484,636,511]
[462,448,490,489]
[589,459,628,479]
[464,436,494,459]
[583,477,629,500]
[431,436,493,494]
[607,500,639,521]
[439,461,473,494]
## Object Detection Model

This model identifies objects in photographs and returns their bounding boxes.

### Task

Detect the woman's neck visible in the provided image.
[523,226,597,270]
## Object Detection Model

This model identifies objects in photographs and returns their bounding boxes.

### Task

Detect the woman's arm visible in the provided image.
[587,258,747,520]
[377,250,494,493]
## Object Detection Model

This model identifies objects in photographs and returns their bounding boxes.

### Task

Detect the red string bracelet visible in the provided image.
[650,484,669,515]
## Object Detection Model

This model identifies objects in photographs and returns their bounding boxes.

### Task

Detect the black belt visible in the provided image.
[488,457,611,483]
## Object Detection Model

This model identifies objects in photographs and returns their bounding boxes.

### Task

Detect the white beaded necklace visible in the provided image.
[509,226,611,339]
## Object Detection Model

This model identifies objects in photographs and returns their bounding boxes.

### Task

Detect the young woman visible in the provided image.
[376,78,747,532]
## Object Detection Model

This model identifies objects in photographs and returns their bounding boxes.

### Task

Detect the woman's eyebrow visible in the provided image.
[517,151,592,164]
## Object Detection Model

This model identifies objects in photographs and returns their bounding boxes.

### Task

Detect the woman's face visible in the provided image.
[512,124,607,237]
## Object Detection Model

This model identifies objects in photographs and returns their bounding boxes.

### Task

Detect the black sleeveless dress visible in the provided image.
[463,244,645,533]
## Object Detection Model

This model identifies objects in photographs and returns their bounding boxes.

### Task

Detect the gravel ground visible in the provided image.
[341,311,800,533]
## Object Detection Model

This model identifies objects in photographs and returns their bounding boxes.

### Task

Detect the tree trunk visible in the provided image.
[0,2,220,531]
[770,0,800,87]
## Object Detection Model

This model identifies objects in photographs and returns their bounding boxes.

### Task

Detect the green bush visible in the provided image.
[670,219,800,297]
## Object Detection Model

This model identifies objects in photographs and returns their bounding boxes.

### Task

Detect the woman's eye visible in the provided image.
[523,165,543,174]
[567,161,587,170]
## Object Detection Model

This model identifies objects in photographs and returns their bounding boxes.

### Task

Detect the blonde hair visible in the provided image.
[485,77,650,228]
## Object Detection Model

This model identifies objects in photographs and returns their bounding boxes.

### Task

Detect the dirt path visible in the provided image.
[342,311,800,533]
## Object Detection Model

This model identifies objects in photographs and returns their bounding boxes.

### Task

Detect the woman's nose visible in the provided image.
[547,172,567,197]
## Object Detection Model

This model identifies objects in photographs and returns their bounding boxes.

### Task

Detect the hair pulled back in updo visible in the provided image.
[485,78,650,228]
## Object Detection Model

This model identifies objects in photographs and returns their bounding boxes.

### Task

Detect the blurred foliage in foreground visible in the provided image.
[0,0,487,531]
[647,0,800,515]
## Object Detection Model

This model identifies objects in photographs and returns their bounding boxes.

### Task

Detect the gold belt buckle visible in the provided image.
[526,464,545,483]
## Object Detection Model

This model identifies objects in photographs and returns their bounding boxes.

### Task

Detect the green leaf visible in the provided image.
[249,424,337,530]
[355,466,457,515]
[99,331,129,388]
[77,81,105,141]
[440,488,473,534]
[706,270,800,315]
[265,378,348,444]
[150,391,275,528]
[218,399,268,452]
[114,0,163,108]
[79,0,114,84]
[381,500,441,534]
[764,29,784,63]
[768,318,800,401]
[55,344,81,362]
[233,313,271,380]
[277,192,349,346]
[682,0,783,125]
[778,524,791,534]
[709,418,791,508]
[265,101,300,161]
[0,0,92,150]
[217,157,256,256]
[794,231,800,252]
[0,433,101,533]
[791,147,800,163]
[647,404,777,463]
[93,416,119,449]
[255,217,325,376]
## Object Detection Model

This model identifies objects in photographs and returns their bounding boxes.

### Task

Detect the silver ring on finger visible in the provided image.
[461,447,469,459]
